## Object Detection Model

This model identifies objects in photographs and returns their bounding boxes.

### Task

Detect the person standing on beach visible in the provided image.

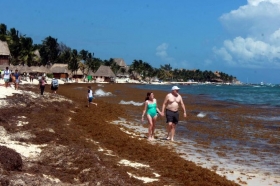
[29,74,34,83]
[14,69,21,90]
[3,67,11,88]
[161,86,187,141]
[39,76,47,95]
[87,86,97,107]
[142,92,163,140]
[51,78,59,94]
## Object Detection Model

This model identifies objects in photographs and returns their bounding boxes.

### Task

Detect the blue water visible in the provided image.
[134,84,280,107]
[109,83,280,183]
[127,83,280,182]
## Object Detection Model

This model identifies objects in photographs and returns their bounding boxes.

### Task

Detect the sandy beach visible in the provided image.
[0,82,279,185]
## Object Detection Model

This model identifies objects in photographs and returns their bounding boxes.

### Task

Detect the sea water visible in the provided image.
[127,84,280,185]
[134,84,280,107]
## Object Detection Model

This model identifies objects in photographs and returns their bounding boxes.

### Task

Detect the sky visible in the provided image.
[1,0,280,84]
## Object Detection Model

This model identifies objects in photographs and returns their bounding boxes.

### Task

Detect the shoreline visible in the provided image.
[0,84,278,184]
[0,83,237,185]
[97,84,280,186]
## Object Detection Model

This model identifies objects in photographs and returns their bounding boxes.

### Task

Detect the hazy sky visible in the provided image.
[1,0,280,84]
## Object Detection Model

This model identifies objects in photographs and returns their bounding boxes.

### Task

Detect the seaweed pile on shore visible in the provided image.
[0,83,238,185]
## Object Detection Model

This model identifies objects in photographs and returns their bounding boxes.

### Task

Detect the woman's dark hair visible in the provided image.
[145,92,152,101]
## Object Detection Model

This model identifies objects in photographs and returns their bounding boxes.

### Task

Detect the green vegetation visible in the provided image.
[0,23,236,82]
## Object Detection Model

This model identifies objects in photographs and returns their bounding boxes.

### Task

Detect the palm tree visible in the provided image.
[110,61,121,75]
[142,62,153,82]
[0,23,8,41]
[6,28,21,65]
[19,36,36,66]
[40,36,59,65]
[159,64,173,81]
[79,49,88,61]
[85,53,101,73]
[68,49,79,74]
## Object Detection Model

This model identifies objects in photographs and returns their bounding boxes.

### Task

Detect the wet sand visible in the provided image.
[1,83,277,185]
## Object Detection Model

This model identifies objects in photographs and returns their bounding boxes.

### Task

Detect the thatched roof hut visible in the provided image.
[0,40,10,66]
[0,41,10,56]
[31,66,50,73]
[9,65,51,73]
[50,64,69,73]
[72,69,83,75]
[19,66,32,73]
[113,58,127,67]
[116,66,129,77]
[9,65,30,72]
[93,65,116,82]
[50,64,70,79]
[93,65,116,78]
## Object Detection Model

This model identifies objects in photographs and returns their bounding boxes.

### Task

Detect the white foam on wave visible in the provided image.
[119,100,143,106]
[247,115,280,121]
[94,89,112,96]
[197,112,207,118]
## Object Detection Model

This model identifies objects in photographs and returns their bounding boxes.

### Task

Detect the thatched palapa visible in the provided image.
[113,58,127,67]
[50,64,69,79]
[93,65,116,82]
[70,68,84,79]
[0,40,10,66]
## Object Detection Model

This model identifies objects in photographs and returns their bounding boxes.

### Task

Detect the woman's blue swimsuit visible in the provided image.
[147,102,157,118]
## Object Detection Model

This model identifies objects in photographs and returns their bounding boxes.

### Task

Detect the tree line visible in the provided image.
[0,23,236,82]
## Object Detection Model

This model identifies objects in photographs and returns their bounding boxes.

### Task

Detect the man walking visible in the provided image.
[161,86,187,141]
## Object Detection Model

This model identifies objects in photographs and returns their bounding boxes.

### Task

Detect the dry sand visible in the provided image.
[0,82,278,185]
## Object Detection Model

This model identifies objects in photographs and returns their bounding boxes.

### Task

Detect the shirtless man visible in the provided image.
[161,86,187,141]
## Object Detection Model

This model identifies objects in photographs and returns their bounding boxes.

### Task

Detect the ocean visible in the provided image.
[135,84,280,107]
[111,83,280,185]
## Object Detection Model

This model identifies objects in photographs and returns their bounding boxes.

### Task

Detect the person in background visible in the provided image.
[14,69,21,90]
[142,92,162,140]
[39,76,47,95]
[29,74,34,82]
[87,86,97,107]
[161,86,187,141]
[3,67,11,88]
[51,77,59,94]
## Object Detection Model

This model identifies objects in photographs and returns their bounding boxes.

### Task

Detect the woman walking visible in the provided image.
[142,92,162,140]
[39,76,47,95]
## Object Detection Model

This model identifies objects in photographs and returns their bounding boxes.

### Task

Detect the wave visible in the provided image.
[247,115,280,121]
[94,89,113,96]
[197,112,207,118]
[119,100,144,106]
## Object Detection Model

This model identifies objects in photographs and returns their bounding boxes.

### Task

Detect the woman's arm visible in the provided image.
[142,101,148,121]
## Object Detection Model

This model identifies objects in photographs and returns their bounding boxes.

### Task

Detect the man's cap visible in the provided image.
[171,86,180,90]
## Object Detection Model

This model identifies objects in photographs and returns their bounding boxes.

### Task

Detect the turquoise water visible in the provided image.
[126,83,280,179]
[134,84,280,107]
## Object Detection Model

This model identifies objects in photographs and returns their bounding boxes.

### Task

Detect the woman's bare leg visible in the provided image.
[146,115,153,140]
[151,117,157,140]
